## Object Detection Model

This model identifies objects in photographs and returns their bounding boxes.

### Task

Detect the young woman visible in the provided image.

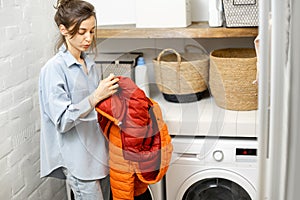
[38,0,119,199]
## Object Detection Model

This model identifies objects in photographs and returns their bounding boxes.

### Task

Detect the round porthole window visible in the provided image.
[183,178,251,200]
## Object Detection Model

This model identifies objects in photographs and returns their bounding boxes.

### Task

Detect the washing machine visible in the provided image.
[149,178,165,200]
[166,137,258,200]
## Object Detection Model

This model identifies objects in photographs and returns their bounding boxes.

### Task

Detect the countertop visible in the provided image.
[150,87,257,137]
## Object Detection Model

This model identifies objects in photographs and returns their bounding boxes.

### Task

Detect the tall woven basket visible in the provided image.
[209,48,258,110]
[153,48,209,103]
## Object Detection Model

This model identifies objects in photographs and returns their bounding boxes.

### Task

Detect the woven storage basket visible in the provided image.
[153,48,209,103]
[209,48,258,110]
[222,0,259,27]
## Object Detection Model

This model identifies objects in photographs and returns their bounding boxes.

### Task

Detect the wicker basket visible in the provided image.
[153,48,209,103]
[209,48,258,110]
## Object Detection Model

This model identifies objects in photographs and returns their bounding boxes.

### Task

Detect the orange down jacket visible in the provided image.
[95,76,173,200]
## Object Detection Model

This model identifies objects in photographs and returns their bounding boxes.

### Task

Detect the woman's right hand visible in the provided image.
[89,74,119,107]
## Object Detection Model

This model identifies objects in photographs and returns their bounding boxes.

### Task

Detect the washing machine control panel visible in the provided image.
[206,145,257,164]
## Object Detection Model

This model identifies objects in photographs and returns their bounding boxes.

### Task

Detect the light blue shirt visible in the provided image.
[39,45,109,180]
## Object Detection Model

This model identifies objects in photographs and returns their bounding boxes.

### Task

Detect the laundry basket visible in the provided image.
[153,48,209,103]
[209,48,258,110]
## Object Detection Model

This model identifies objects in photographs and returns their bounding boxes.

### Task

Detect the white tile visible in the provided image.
[220,110,238,137]
[97,38,156,53]
[236,111,257,137]
[154,39,185,54]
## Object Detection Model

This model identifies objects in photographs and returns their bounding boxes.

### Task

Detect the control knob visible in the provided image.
[213,150,224,162]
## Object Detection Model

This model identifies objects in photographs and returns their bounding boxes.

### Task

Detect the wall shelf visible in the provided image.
[96,22,258,39]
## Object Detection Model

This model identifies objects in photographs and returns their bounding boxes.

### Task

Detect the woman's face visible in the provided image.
[62,16,96,56]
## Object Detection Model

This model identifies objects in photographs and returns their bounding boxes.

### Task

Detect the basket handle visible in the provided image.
[233,0,256,6]
[157,48,182,93]
[157,48,182,64]
[184,44,208,54]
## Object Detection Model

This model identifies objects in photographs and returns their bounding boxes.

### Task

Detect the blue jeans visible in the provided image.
[63,168,110,200]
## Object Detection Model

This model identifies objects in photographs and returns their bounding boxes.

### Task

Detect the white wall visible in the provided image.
[0,1,67,199]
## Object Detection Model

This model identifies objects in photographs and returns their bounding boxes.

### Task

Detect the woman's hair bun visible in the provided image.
[55,0,74,9]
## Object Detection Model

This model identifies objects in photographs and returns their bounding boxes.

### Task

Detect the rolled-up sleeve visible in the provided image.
[50,92,93,133]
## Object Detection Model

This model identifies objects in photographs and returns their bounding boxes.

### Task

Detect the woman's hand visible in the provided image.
[89,74,119,107]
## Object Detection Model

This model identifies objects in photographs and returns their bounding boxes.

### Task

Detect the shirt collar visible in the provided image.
[58,45,95,70]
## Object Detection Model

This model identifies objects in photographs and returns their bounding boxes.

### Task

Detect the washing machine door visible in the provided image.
[176,169,256,200]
